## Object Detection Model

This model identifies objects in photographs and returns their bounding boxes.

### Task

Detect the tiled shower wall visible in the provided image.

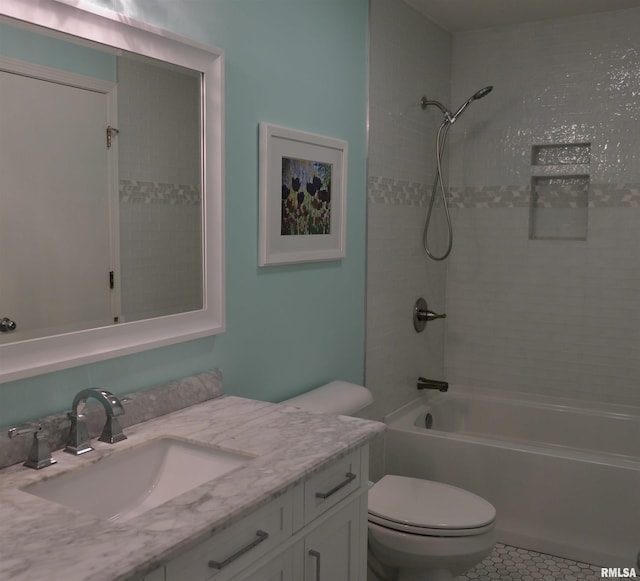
[365,0,450,425]
[368,3,640,415]
[445,8,640,406]
[117,58,202,322]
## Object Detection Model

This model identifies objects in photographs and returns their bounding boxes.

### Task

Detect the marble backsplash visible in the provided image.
[0,369,223,470]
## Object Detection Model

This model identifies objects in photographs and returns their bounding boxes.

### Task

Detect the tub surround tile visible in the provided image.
[0,394,384,581]
[0,369,223,470]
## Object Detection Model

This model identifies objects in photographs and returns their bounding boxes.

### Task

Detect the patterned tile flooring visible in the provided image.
[457,543,609,581]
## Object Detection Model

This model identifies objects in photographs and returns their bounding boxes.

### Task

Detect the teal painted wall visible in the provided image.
[0,0,368,427]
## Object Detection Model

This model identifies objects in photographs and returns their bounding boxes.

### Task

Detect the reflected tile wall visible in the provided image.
[120,189,202,322]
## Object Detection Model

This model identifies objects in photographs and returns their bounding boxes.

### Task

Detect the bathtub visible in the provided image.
[384,387,640,568]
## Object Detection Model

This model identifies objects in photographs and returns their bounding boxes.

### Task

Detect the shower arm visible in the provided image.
[420,96,452,122]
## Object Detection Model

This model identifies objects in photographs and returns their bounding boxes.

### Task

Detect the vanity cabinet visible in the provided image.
[237,495,363,581]
[165,491,293,581]
[146,445,369,581]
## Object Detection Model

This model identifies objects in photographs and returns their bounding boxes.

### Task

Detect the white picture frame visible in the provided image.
[259,123,347,266]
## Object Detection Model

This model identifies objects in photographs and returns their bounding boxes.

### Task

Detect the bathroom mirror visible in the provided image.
[0,0,225,383]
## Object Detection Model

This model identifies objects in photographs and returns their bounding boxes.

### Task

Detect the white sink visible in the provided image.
[25,438,251,522]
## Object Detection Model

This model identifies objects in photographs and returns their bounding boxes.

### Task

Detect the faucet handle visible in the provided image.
[99,415,127,444]
[8,424,57,470]
[413,298,446,333]
[65,411,93,456]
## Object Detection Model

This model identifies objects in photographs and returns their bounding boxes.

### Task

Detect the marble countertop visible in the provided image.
[0,395,384,581]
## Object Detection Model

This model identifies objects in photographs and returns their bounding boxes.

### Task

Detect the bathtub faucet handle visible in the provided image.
[417,377,449,392]
[413,298,446,332]
[423,310,446,321]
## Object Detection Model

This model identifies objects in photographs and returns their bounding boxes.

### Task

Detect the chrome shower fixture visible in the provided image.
[420,86,493,124]
[420,85,493,261]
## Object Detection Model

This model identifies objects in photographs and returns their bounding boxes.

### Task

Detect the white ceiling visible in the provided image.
[404,0,640,32]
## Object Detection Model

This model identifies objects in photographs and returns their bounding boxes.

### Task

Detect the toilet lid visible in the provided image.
[368,475,496,531]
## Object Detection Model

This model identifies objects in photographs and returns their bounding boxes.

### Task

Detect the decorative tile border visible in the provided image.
[448,185,530,208]
[589,184,640,207]
[367,176,429,206]
[120,179,201,205]
[368,176,640,208]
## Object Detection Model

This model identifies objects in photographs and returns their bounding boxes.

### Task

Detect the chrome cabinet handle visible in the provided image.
[309,549,321,580]
[207,530,269,570]
[315,471,356,499]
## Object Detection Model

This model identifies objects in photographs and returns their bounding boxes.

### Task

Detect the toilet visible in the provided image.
[284,381,496,581]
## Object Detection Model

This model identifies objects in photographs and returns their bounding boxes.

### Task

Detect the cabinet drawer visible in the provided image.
[165,491,292,581]
[303,449,361,525]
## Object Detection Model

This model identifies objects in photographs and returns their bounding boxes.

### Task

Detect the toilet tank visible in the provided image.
[282,381,373,416]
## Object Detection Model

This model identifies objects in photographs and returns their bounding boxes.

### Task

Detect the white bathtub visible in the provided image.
[384,387,640,567]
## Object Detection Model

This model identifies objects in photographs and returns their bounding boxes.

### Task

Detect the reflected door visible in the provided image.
[0,70,114,340]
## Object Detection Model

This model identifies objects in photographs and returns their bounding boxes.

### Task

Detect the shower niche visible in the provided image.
[529,143,590,240]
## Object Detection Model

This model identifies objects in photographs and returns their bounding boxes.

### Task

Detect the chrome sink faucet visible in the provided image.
[65,388,127,455]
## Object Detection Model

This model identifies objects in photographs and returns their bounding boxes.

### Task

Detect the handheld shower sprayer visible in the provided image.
[420,85,493,261]
[449,85,493,123]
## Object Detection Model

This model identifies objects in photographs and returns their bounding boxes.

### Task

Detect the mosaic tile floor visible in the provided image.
[457,543,607,581]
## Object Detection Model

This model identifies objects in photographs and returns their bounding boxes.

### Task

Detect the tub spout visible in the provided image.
[417,377,448,392]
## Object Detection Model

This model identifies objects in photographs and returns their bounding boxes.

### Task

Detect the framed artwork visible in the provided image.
[258,123,347,266]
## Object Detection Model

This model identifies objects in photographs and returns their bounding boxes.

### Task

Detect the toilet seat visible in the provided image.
[368,475,496,538]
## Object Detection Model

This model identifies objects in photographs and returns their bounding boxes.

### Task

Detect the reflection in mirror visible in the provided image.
[0,0,224,383]
[117,54,203,323]
[1,22,203,343]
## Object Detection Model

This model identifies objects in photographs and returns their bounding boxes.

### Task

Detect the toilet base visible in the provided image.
[368,520,495,581]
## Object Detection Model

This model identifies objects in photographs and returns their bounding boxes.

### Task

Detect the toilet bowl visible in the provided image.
[282,381,496,581]
[368,475,496,581]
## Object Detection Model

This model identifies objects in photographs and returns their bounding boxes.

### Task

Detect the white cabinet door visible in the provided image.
[303,497,363,581]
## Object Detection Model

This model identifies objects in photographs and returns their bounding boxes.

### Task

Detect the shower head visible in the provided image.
[448,85,493,123]
[473,86,493,100]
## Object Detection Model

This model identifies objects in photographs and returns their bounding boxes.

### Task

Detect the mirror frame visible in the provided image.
[0,0,225,383]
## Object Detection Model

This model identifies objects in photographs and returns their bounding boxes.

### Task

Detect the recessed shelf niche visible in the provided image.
[529,143,590,240]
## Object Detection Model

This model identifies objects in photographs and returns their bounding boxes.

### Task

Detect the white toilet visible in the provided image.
[284,381,496,581]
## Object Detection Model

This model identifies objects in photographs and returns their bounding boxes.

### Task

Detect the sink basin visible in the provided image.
[25,438,251,522]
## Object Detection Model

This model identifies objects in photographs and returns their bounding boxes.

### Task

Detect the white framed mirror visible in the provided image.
[0,0,225,383]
